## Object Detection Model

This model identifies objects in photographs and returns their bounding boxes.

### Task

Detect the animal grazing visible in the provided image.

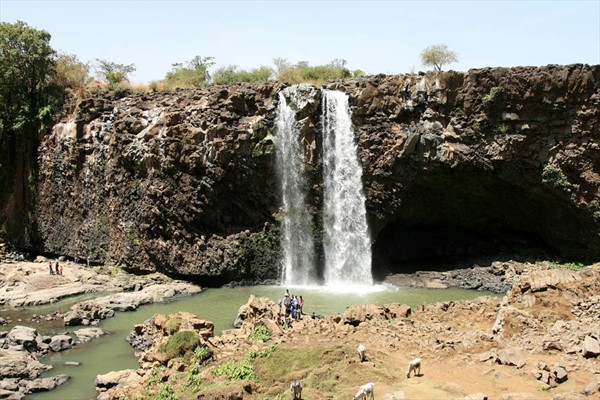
[290,379,302,400]
[352,382,374,400]
[406,357,421,378]
[357,343,366,362]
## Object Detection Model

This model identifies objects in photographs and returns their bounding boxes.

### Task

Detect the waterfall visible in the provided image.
[274,92,317,286]
[321,90,373,286]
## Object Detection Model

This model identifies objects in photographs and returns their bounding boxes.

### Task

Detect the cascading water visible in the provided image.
[321,90,373,286]
[274,92,317,286]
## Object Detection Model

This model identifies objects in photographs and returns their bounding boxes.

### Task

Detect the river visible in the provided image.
[21,284,497,400]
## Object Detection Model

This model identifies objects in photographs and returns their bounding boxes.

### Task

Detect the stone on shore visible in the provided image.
[48,335,73,352]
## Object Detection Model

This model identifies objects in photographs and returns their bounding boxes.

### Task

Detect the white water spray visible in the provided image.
[321,90,373,286]
[274,92,317,286]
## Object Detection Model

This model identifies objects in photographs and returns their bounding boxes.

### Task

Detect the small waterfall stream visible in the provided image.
[275,88,372,287]
[274,92,317,286]
[321,90,373,286]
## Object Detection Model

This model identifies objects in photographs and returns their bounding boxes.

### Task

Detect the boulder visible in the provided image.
[0,349,50,380]
[73,327,104,343]
[582,335,600,358]
[48,335,73,352]
[26,374,69,392]
[343,304,385,326]
[7,326,38,351]
[63,311,82,326]
[383,303,411,319]
[95,369,141,391]
[552,364,568,383]
[496,348,526,367]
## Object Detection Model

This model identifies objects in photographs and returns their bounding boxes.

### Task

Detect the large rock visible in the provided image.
[95,369,141,391]
[7,326,38,351]
[582,335,600,358]
[26,375,69,393]
[48,335,73,352]
[0,349,50,380]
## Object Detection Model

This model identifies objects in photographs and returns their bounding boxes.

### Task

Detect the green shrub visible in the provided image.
[541,164,572,193]
[249,324,272,343]
[193,345,213,364]
[158,331,201,359]
[157,383,178,400]
[482,86,506,112]
[213,359,255,381]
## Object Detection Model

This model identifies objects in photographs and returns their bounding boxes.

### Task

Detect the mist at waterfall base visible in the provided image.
[275,88,377,293]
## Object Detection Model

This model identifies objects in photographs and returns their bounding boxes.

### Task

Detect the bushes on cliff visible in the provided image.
[273,58,357,84]
[164,55,215,88]
[212,64,274,84]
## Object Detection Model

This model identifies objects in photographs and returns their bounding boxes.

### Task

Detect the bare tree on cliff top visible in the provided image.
[420,44,458,72]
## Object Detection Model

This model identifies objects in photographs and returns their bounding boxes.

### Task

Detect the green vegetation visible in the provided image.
[212,64,274,85]
[158,331,201,359]
[249,324,272,343]
[164,317,182,335]
[193,345,213,364]
[273,57,358,84]
[164,55,215,88]
[0,20,55,138]
[420,44,458,72]
[52,52,90,95]
[549,261,587,271]
[95,59,136,88]
[157,383,178,400]
[213,358,256,381]
[185,363,203,393]
[541,164,574,194]
[482,86,506,112]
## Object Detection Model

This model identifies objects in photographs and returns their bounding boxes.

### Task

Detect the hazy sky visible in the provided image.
[1,0,599,83]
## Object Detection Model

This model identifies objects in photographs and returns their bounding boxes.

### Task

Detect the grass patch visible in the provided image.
[158,331,201,359]
[164,317,182,335]
[549,261,587,271]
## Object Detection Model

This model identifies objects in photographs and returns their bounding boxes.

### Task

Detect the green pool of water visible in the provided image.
[26,284,499,400]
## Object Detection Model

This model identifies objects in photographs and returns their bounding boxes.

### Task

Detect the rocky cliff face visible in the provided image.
[1,64,598,284]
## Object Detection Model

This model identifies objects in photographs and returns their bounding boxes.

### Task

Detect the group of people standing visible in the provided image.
[278,289,304,325]
[48,261,62,275]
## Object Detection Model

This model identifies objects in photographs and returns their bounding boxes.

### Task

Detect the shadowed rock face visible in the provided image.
[1,65,599,284]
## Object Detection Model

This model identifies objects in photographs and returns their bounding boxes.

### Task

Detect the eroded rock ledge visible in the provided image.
[2,65,598,283]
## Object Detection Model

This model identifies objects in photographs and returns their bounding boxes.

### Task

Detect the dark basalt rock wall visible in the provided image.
[1,64,598,284]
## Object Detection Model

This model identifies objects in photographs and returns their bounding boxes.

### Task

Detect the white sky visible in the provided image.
[1,0,599,83]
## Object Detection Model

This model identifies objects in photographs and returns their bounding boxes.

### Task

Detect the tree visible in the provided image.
[165,55,215,88]
[420,44,458,72]
[0,20,55,137]
[52,52,89,94]
[95,59,135,87]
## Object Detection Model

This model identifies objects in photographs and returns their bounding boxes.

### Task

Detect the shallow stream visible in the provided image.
[19,284,497,400]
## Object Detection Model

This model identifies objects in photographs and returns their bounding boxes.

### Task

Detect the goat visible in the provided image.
[406,357,421,378]
[290,379,302,400]
[357,343,366,362]
[352,382,374,400]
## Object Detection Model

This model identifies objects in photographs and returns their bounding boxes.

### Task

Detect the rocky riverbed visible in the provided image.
[98,265,600,400]
[0,257,201,399]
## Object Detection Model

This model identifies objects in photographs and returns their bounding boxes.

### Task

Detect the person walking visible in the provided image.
[49,262,54,275]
